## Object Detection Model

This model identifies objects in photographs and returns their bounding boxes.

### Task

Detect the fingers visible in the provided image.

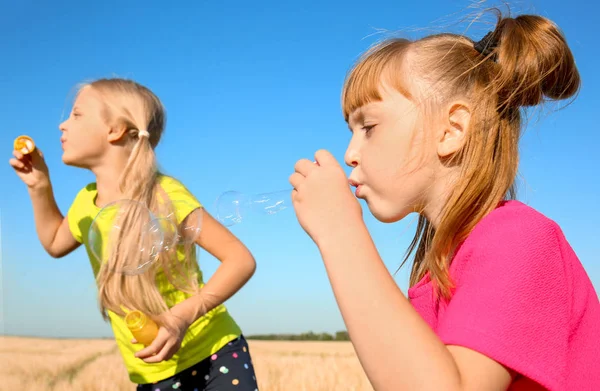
[291,151,337,193]
[12,149,32,164]
[133,329,180,363]
[9,157,26,170]
[314,149,337,166]
[141,340,177,363]
[291,157,323,193]
[134,334,167,360]
[9,157,32,173]
[130,338,138,344]
[294,158,317,177]
[288,172,304,189]
[13,147,43,162]
[10,148,34,169]
[12,149,25,160]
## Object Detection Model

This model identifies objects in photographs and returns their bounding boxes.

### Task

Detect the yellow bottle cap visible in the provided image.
[124,310,147,331]
[14,135,35,155]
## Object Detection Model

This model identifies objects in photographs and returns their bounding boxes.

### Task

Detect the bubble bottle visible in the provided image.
[125,310,159,346]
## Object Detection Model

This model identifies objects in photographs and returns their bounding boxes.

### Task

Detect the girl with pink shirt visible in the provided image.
[289,11,600,391]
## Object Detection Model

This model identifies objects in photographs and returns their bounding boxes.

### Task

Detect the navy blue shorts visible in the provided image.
[136,335,259,391]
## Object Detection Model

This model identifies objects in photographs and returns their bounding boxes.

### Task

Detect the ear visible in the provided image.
[437,101,471,158]
[106,123,129,143]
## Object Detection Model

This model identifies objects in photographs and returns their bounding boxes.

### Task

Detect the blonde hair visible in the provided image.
[82,78,201,326]
[341,12,580,298]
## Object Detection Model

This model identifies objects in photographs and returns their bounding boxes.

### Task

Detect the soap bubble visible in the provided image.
[214,189,291,227]
[152,200,203,253]
[88,198,204,275]
[88,199,176,275]
[168,200,203,246]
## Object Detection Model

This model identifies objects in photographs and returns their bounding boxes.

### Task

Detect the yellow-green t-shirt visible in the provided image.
[67,174,242,384]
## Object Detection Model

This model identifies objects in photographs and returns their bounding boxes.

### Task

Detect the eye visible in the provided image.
[362,124,376,135]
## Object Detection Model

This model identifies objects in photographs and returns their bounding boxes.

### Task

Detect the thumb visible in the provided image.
[314,149,337,167]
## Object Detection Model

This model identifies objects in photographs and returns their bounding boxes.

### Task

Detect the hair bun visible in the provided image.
[492,14,580,108]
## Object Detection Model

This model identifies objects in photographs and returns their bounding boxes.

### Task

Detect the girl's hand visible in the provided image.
[133,312,191,363]
[289,149,362,246]
[9,148,51,190]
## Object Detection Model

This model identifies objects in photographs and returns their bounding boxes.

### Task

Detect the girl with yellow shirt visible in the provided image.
[9,78,260,391]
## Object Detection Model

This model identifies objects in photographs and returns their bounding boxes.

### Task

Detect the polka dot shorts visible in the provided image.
[137,335,259,391]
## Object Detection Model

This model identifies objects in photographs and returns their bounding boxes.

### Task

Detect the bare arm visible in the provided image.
[317,220,513,391]
[28,185,80,258]
[170,208,256,325]
[134,207,257,363]
[9,148,80,258]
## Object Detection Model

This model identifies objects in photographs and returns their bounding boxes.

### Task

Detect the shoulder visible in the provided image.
[157,174,193,194]
[441,201,578,389]
[155,174,202,222]
[69,182,98,211]
[452,200,570,289]
[461,200,566,268]
[67,182,98,243]
[468,200,562,247]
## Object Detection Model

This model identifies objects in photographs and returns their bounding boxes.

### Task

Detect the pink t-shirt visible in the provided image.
[409,200,600,390]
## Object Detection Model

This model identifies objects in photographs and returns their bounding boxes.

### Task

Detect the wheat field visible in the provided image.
[0,336,374,391]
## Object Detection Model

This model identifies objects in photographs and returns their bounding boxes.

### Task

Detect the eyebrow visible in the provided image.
[348,110,365,131]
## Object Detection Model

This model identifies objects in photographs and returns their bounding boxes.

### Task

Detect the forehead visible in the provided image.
[342,39,415,121]
[73,86,103,109]
[347,101,381,125]
[347,82,415,126]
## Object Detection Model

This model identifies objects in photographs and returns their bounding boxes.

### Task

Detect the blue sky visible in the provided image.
[0,0,598,338]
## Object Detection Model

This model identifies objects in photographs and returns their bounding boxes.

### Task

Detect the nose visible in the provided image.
[59,118,67,132]
[344,137,360,168]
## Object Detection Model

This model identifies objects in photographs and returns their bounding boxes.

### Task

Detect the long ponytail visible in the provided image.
[85,79,201,327]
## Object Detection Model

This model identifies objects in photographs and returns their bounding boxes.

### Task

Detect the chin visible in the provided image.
[61,153,85,168]
[62,154,76,166]
[366,201,411,224]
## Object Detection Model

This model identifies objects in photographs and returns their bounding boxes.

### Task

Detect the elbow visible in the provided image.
[45,243,71,259]
[220,243,256,281]
[46,248,65,259]
[45,244,63,258]
[244,252,257,278]
[238,247,257,280]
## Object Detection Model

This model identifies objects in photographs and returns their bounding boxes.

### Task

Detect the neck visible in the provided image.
[422,165,459,230]
[91,154,131,207]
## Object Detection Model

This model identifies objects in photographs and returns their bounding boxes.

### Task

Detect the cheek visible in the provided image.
[368,131,432,199]
[363,116,428,186]
[399,124,437,173]
[375,133,415,179]
[69,121,86,138]
[81,121,107,142]
[70,125,104,151]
